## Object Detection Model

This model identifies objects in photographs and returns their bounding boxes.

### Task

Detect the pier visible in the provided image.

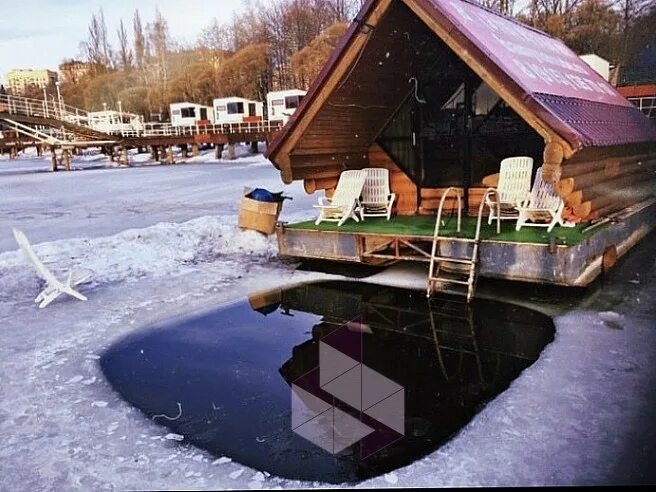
[0,94,282,168]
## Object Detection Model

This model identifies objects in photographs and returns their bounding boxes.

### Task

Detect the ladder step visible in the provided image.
[436,237,478,244]
[432,256,476,265]
[429,278,471,286]
[428,286,470,298]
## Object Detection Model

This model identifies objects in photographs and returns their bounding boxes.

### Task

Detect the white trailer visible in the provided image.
[266,89,307,124]
[213,97,264,125]
[87,110,145,135]
[580,54,611,82]
[170,102,214,127]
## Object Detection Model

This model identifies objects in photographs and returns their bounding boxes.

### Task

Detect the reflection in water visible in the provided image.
[100,281,554,483]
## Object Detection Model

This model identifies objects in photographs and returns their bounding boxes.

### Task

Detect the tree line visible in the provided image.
[56,0,362,118]
[51,0,653,119]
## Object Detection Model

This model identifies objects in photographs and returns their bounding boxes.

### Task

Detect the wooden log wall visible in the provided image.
[299,145,656,222]
[300,144,419,214]
[418,187,487,215]
[368,144,417,215]
[301,144,491,216]
[558,155,656,221]
[301,144,500,216]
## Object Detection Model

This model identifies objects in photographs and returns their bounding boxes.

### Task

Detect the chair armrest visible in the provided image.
[517,193,532,208]
[318,197,333,206]
[389,193,397,204]
[516,192,531,208]
[484,188,499,206]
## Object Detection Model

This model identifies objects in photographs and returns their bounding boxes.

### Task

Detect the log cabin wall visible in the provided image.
[558,154,656,221]
[301,144,419,214]
[369,144,490,215]
[300,144,656,222]
[368,144,417,215]
[302,143,493,216]
[289,1,440,184]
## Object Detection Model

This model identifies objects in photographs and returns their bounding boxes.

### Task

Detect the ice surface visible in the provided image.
[1,149,656,488]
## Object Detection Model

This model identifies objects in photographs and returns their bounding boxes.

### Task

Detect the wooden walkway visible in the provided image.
[0,94,282,156]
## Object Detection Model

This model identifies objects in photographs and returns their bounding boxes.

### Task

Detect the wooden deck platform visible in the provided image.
[277,199,656,286]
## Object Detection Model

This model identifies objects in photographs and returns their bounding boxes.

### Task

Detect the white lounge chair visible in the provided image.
[13,229,92,309]
[314,170,367,227]
[515,167,574,232]
[359,168,396,221]
[486,156,533,224]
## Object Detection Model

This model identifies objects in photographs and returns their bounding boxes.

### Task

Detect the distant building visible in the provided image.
[5,69,58,95]
[580,54,610,82]
[58,60,91,85]
[616,43,656,121]
[617,84,656,120]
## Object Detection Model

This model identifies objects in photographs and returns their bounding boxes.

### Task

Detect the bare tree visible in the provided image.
[477,0,517,15]
[148,8,170,82]
[199,19,232,53]
[84,9,112,71]
[133,9,147,71]
[614,0,655,69]
[117,20,133,71]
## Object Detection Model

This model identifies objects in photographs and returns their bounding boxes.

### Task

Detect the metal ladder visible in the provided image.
[428,298,484,385]
[427,187,501,302]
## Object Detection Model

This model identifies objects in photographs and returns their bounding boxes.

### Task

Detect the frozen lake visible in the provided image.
[1,149,655,489]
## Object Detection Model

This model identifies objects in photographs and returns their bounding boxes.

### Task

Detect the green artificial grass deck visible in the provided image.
[285,215,607,247]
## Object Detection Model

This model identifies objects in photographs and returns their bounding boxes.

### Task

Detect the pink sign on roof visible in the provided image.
[431,0,632,107]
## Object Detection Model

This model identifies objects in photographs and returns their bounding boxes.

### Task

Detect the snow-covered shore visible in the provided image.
[1,149,655,489]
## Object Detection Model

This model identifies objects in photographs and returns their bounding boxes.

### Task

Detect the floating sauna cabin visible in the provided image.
[265,0,656,286]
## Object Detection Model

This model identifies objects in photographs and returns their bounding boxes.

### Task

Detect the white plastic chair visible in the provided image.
[515,167,574,232]
[359,168,396,221]
[486,156,533,224]
[314,170,368,227]
[13,228,92,309]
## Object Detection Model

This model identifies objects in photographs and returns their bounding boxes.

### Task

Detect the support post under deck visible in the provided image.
[61,148,71,171]
[50,146,58,172]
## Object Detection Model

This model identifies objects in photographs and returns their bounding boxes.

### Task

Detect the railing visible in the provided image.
[0,117,108,146]
[120,120,283,138]
[0,94,90,124]
[1,93,283,142]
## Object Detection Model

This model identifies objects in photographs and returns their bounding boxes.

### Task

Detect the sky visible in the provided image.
[0,0,246,84]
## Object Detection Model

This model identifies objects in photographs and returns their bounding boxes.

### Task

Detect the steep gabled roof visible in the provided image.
[266,0,656,175]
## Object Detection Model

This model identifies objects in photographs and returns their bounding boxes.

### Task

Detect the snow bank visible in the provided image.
[0,216,278,300]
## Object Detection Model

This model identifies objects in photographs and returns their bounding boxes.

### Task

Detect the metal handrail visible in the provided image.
[427,187,463,298]
[478,188,501,237]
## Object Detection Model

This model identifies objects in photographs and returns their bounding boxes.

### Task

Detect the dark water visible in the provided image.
[100,281,554,483]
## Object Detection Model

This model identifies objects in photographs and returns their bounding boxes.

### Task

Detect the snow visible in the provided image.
[1,148,656,488]
[164,434,185,442]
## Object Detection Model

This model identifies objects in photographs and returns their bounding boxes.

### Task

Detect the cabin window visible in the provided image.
[629,96,656,119]
[271,99,284,117]
[181,107,196,118]
[377,38,543,189]
[227,102,244,114]
[200,108,208,120]
[285,95,303,110]
[217,105,227,112]
[172,109,181,116]
[248,103,257,117]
